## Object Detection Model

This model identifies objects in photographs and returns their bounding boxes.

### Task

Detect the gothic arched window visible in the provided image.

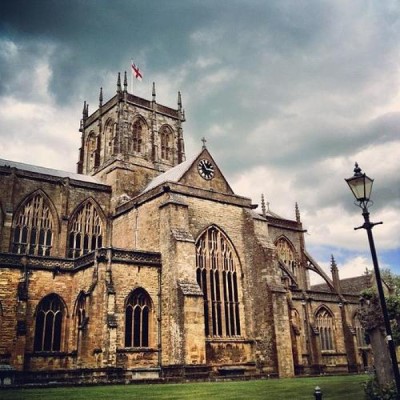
[12,193,53,256]
[353,313,366,347]
[0,204,4,239]
[0,301,3,335]
[276,237,297,275]
[315,307,335,351]
[196,227,241,337]
[75,292,87,331]
[104,118,114,157]
[160,125,173,162]
[68,201,103,258]
[34,294,64,352]
[94,134,101,168]
[86,131,97,171]
[132,119,143,153]
[125,289,152,347]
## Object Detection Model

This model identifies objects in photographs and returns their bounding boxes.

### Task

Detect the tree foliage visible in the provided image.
[360,269,400,345]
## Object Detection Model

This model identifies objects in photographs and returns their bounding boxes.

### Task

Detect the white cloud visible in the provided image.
[309,255,371,285]
[0,39,18,59]
[0,89,80,172]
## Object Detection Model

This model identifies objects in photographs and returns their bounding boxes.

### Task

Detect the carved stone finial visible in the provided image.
[261,194,266,217]
[330,254,337,271]
[152,82,156,101]
[178,91,182,109]
[201,137,207,149]
[117,72,121,93]
[295,202,301,223]
[82,100,88,119]
[99,87,103,108]
[124,71,128,92]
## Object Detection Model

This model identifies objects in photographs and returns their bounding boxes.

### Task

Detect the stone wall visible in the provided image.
[0,166,112,257]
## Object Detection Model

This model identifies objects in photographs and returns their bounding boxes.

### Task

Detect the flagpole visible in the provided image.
[130,59,133,93]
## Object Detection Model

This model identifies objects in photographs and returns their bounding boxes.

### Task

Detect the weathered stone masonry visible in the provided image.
[0,77,371,385]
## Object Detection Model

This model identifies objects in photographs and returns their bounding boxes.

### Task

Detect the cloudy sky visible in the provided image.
[0,0,399,282]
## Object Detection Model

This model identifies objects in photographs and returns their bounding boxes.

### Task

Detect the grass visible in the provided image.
[1,374,368,400]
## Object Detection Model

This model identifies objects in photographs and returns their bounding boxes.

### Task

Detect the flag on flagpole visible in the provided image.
[131,63,143,81]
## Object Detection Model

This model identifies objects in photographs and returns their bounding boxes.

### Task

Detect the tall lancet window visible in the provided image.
[196,227,241,337]
[125,289,152,347]
[12,193,53,256]
[104,118,114,158]
[132,119,143,153]
[315,307,335,351]
[160,125,173,162]
[76,292,87,330]
[0,301,3,335]
[86,132,97,171]
[68,201,103,258]
[353,313,367,347]
[34,294,64,352]
[276,237,297,275]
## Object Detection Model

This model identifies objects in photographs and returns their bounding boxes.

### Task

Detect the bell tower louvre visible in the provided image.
[77,72,186,203]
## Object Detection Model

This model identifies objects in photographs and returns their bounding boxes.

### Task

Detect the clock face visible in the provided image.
[197,159,215,180]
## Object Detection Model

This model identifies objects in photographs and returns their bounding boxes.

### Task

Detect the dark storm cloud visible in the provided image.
[0,0,215,103]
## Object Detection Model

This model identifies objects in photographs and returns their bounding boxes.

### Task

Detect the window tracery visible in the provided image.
[276,237,297,275]
[125,289,151,347]
[160,125,173,162]
[87,132,97,171]
[132,119,143,153]
[315,307,335,351]
[34,294,64,352]
[104,118,114,157]
[68,201,103,258]
[353,313,366,347]
[196,227,241,337]
[12,193,53,256]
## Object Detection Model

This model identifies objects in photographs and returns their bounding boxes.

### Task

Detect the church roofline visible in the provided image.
[140,151,201,195]
[0,158,110,190]
[265,213,305,231]
[115,180,253,217]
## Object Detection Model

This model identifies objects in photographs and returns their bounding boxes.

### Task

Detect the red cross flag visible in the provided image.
[131,63,143,81]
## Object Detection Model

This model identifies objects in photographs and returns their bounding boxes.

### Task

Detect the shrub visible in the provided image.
[364,375,397,400]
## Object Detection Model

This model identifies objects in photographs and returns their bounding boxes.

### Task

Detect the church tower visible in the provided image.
[77,72,186,204]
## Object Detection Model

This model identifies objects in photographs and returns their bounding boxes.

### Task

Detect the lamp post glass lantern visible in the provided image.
[346,163,400,396]
[345,162,374,206]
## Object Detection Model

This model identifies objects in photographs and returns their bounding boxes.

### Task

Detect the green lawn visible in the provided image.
[1,374,368,400]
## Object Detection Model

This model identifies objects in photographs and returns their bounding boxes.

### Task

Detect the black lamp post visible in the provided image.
[346,162,400,395]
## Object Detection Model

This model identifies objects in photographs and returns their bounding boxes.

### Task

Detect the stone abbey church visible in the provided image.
[0,73,371,385]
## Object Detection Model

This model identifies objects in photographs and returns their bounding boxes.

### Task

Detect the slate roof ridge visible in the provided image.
[265,209,284,219]
[310,273,373,294]
[0,158,104,185]
[141,150,202,194]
